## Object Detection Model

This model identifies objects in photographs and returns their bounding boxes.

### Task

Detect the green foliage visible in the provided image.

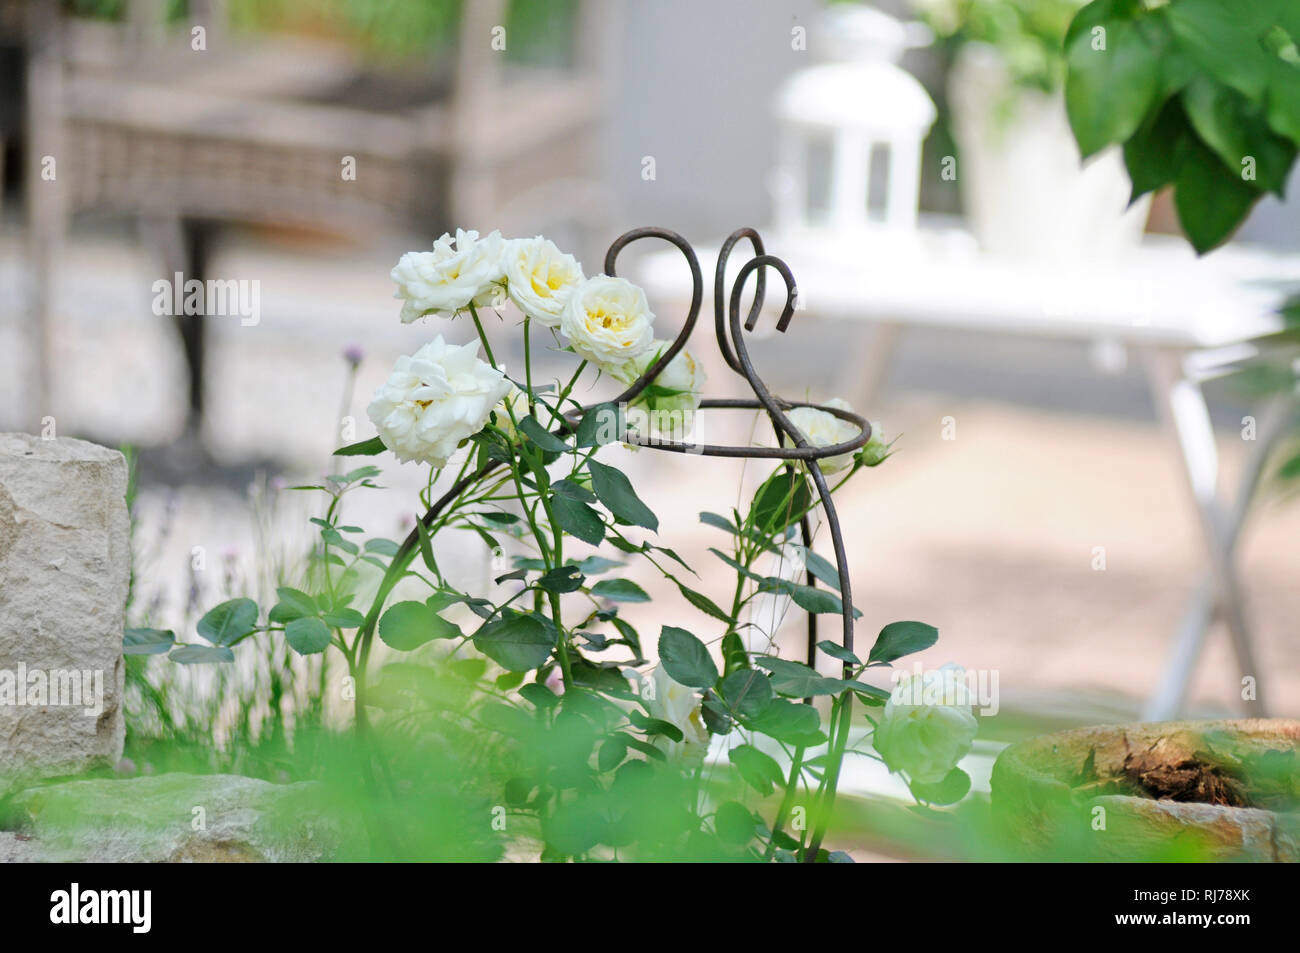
[1065,0,1300,252]
[911,0,1091,92]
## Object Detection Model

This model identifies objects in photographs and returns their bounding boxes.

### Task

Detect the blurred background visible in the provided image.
[1,0,1297,851]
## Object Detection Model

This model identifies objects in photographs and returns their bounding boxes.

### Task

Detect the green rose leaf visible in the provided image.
[657,626,718,689]
[817,640,861,665]
[169,644,235,664]
[322,608,366,629]
[518,415,570,453]
[539,565,585,593]
[587,460,658,531]
[474,613,556,672]
[729,743,786,796]
[551,478,596,503]
[268,587,318,624]
[714,800,759,846]
[753,657,844,697]
[720,668,773,720]
[909,767,972,806]
[197,598,258,647]
[575,402,624,448]
[590,578,650,603]
[550,495,605,546]
[675,582,733,623]
[123,627,175,655]
[867,620,939,666]
[746,698,826,746]
[284,617,332,655]
[378,600,460,651]
[750,469,810,536]
[333,435,387,456]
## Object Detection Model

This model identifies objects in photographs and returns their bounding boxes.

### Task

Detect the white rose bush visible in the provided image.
[138,226,966,862]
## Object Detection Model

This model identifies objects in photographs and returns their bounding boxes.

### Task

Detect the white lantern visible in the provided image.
[773,7,936,244]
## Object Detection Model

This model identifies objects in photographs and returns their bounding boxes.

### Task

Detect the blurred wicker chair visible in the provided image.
[20,0,621,436]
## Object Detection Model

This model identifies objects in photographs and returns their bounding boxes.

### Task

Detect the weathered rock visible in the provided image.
[2,773,347,862]
[0,433,128,792]
[991,719,1300,862]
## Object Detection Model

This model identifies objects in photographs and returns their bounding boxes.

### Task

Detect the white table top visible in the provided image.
[636,223,1300,351]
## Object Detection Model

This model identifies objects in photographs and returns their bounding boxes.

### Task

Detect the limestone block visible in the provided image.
[0,433,128,790]
[2,774,347,862]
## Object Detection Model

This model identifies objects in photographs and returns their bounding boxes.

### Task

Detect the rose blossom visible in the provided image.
[613,339,706,440]
[391,229,505,322]
[366,335,513,467]
[559,275,655,368]
[783,397,860,473]
[872,663,978,784]
[502,236,584,327]
[646,665,711,764]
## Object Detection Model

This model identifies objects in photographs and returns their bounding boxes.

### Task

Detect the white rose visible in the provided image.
[559,275,655,368]
[613,340,707,441]
[646,665,711,763]
[784,397,860,473]
[391,229,506,322]
[872,664,978,784]
[502,236,584,327]
[366,335,513,467]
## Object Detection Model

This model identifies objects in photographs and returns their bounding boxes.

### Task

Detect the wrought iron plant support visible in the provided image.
[590,227,873,859]
[362,227,873,861]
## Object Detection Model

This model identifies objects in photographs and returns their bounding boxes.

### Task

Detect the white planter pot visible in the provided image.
[948,44,1150,259]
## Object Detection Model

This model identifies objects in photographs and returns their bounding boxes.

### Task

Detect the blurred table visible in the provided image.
[639,224,1300,719]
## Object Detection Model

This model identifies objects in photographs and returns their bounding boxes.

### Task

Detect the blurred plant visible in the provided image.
[1063,0,1300,253]
[906,0,1089,92]
[1063,0,1300,495]
[67,0,579,66]
[128,226,958,862]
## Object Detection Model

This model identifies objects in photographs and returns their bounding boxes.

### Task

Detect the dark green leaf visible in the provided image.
[268,587,317,624]
[720,668,773,719]
[170,644,235,664]
[587,460,658,531]
[197,598,258,646]
[817,640,861,665]
[909,767,972,806]
[550,495,605,545]
[675,582,733,623]
[539,565,585,593]
[590,578,650,603]
[474,613,556,671]
[1174,135,1261,253]
[333,435,386,456]
[754,657,845,697]
[714,801,758,845]
[575,402,623,448]
[285,617,332,655]
[868,621,939,666]
[657,626,718,688]
[378,600,459,651]
[1065,11,1161,157]
[729,744,785,796]
[519,415,569,453]
[746,698,825,746]
[123,627,175,655]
